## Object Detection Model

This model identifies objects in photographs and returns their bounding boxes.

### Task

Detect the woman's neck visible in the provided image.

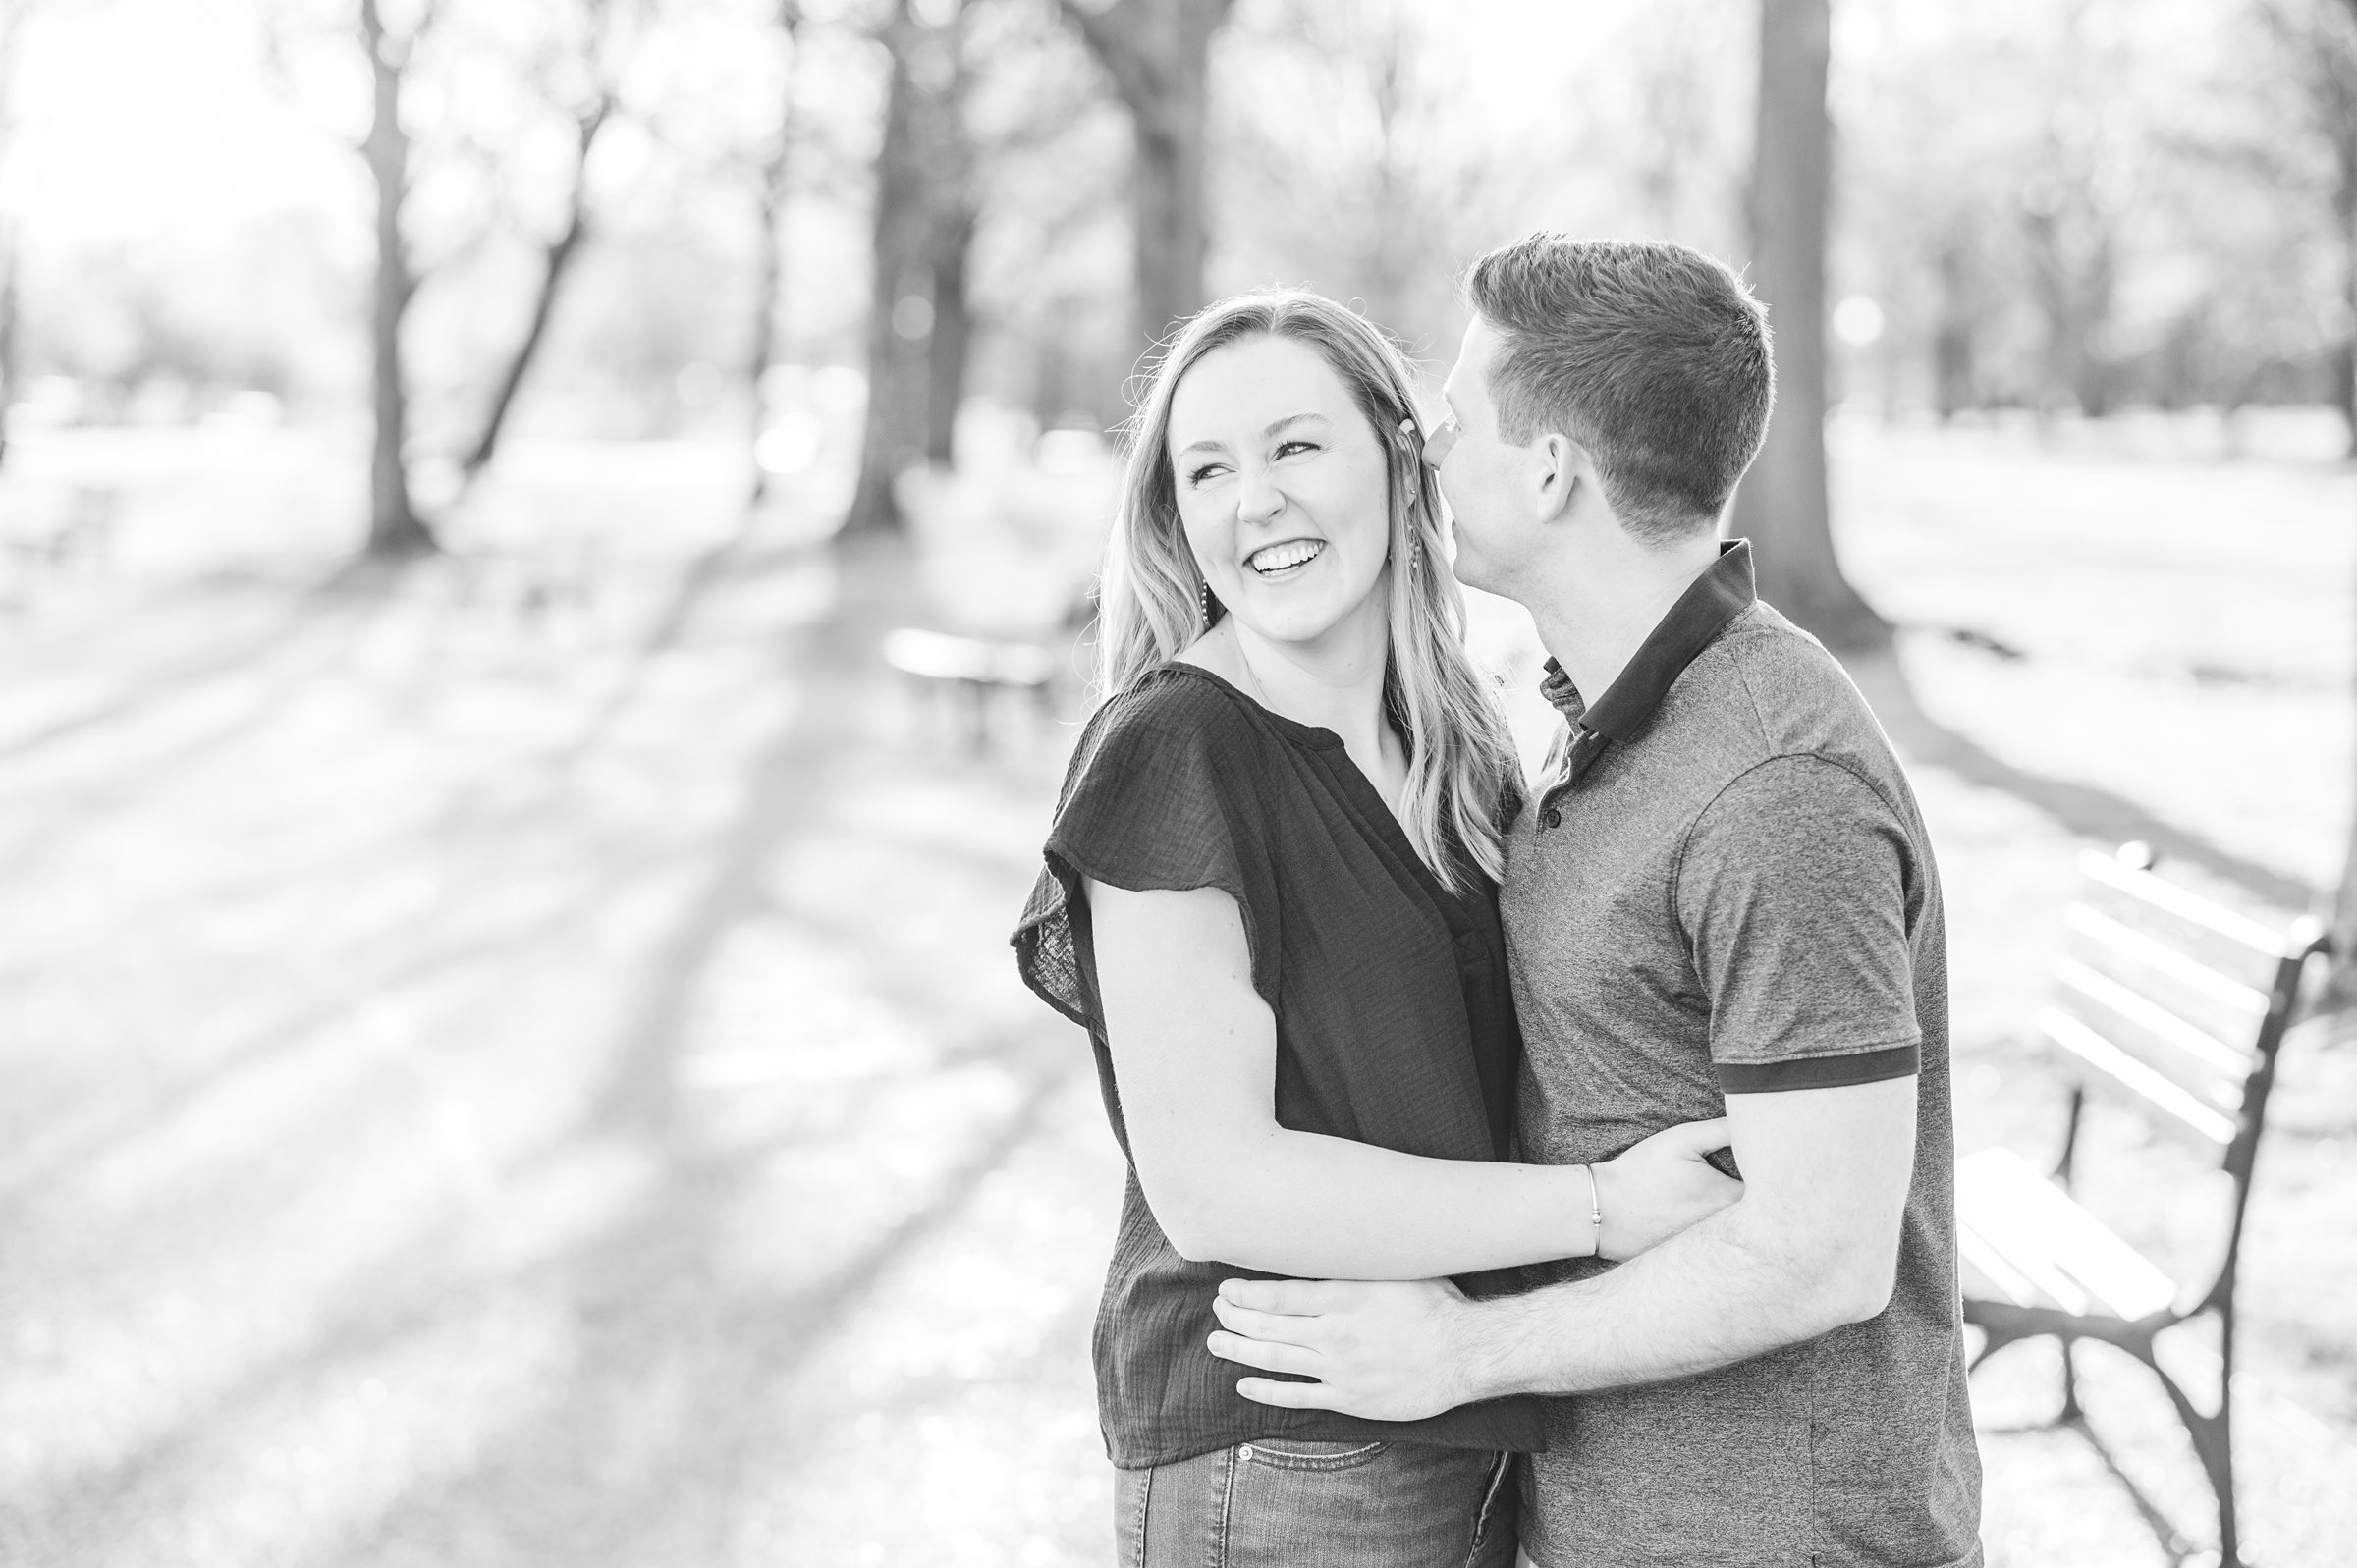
[1207,592,1395,762]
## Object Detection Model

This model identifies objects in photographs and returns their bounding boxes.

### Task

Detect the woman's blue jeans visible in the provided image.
[1115,1439,1518,1568]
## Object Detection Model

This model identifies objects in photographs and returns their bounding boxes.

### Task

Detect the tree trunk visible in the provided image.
[2338,157,2357,460]
[360,0,433,558]
[0,7,26,474]
[0,231,17,472]
[1932,233,1974,423]
[745,3,800,508]
[1130,84,1207,351]
[1060,0,1234,355]
[924,205,974,466]
[461,100,610,482]
[844,3,935,535]
[1728,0,1883,650]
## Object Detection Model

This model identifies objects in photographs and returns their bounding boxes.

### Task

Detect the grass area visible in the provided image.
[0,415,2348,1565]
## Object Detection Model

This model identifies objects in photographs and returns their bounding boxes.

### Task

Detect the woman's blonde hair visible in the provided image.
[1095,289,1519,890]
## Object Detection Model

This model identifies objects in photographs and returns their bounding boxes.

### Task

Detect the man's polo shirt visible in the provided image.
[1505,541,1983,1568]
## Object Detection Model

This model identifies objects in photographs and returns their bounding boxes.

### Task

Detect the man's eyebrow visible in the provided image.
[1177,411,1330,458]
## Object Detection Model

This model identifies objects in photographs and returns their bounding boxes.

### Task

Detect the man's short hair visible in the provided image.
[1464,235,1774,545]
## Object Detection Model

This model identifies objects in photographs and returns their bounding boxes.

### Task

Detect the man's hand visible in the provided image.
[1206,1276,1483,1421]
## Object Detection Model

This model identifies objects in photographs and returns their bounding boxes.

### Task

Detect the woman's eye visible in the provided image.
[1275,440,1317,459]
[1185,462,1228,486]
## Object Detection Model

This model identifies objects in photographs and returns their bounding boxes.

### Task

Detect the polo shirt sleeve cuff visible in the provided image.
[1715,1042,1920,1094]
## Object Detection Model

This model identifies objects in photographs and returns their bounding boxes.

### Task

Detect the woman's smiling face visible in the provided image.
[1166,334,1393,650]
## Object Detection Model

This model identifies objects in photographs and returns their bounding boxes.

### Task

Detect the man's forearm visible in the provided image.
[1455,1194,1885,1399]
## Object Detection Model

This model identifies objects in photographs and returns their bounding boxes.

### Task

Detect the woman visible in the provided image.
[1012,292,1736,1568]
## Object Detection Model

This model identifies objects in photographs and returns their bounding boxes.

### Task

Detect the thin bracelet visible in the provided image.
[1579,1163,1604,1256]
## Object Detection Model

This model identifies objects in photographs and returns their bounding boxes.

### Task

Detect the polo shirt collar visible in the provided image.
[1540,538,1756,785]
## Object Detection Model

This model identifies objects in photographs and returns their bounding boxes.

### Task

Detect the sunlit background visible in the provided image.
[1,0,2354,1564]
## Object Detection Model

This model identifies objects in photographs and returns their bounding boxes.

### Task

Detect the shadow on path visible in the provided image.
[1846,651,2320,913]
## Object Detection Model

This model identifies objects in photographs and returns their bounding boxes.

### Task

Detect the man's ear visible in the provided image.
[1532,432,1590,524]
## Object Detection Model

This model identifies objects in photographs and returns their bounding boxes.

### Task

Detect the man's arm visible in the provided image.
[1208,752,1927,1414]
[1208,1070,1915,1417]
[1092,878,1739,1278]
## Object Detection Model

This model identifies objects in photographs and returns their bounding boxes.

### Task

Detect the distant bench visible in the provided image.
[881,627,1060,754]
[1,486,116,601]
[1958,841,2329,1568]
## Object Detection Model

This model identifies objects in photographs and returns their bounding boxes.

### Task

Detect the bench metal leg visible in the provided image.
[2130,1315,2238,1568]
[1970,1314,2242,1568]
[960,678,991,754]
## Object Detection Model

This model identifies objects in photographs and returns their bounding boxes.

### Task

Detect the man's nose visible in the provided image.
[1421,418,1458,472]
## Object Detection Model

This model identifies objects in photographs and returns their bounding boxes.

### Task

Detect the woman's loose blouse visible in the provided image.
[1013,664,1544,1468]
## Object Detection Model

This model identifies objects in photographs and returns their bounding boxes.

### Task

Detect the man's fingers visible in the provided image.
[1234,1376,1336,1410]
[1211,1294,1321,1344]
[1206,1329,1320,1375]
[1218,1277,1343,1315]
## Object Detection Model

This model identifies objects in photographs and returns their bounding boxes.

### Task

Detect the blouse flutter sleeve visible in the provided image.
[1012,676,1280,1037]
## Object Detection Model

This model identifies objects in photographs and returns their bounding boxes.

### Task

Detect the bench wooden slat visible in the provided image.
[1958,1148,2179,1322]
[2037,1007,2239,1151]
[884,627,1057,686]
[2076,850,2292,991]
[1959,1223,2065,1313]
[2053,956,2252,1103]
[2062,903,2271,1051]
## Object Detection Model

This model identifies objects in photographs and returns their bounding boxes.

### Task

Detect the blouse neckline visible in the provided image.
[1151,662,1346,750]
[1148,663,1474,920]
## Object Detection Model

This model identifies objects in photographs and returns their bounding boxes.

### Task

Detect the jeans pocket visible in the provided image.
[1236,1438,1392,1473]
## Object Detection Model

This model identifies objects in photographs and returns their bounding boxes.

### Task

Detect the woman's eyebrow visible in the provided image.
[1176,411,1331,459]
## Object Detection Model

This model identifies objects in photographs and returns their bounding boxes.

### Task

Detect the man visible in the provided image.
[1205,235,1983,1568]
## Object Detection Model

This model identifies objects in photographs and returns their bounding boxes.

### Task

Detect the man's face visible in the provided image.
[1428,316,1532,596]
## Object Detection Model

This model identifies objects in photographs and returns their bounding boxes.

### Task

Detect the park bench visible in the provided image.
[1957,841,2330,1568]
[1,485,115,602]
[881,627,1059,754]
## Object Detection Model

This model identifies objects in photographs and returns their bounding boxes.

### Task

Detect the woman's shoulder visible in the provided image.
[1086,663,1264,760]
[1053,664,1275,832]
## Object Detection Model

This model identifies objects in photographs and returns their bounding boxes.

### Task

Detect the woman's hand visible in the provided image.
[1591,1118,1742,1262]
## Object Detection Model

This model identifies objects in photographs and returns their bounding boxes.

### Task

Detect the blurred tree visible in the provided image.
[0,0,44,472]
[458,0,631,485]
[358,0,437,558]
[744,0,803,508]
[845,0,965,534]
[1729,0,1886,650]
[1059,0,1235,352]
[1222,0,1503,351]
[2258,0,2357,454]
[845,0,1103,530]
[958,0,1125,429]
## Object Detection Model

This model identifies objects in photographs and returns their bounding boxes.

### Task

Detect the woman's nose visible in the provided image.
[1236,463,1285,524]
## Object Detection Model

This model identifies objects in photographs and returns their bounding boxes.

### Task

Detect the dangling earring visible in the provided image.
[1199,578,1213,626]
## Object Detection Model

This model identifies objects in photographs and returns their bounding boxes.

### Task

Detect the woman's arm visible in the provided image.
[1090,879,1735,1278]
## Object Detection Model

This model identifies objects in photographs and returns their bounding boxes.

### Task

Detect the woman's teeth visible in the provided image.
[1247,540,1325,575]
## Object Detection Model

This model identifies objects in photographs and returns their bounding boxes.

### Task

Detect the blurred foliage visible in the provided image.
[0,0,2353,455]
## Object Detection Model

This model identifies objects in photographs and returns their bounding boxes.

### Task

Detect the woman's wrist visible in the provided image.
[1574,1162,1605,1259]
[1589,1156,1627,1262]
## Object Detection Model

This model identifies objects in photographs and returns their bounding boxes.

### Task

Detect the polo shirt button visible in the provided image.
[1542,809,1562,830]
